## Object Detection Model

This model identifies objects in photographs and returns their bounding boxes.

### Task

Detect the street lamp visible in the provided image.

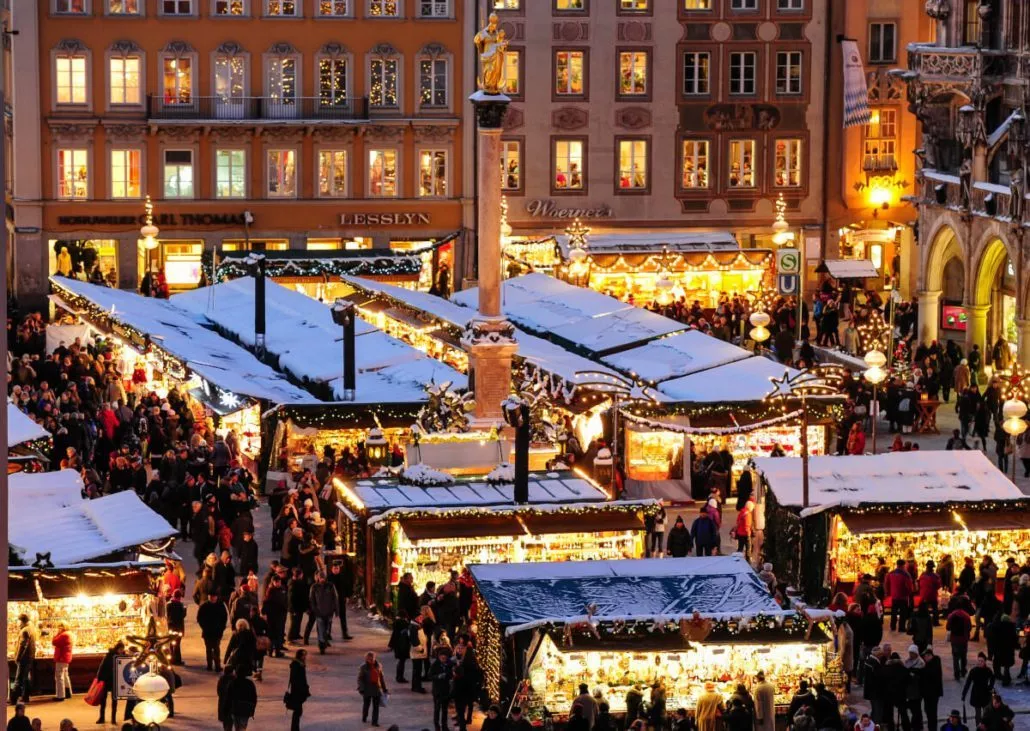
[863,349,887,454]
[1002,398,1028,482]
[140,195,159,251]
[749,311,771,353]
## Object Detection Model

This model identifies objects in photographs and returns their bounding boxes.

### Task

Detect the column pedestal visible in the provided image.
[916,290,941,345]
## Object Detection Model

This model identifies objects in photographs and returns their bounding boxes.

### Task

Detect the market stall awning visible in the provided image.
[34,568,154,599]
[399,515,526,541]
[816,259,879,279]
[554,231,741,258]
[214,246,431,282]
[840,509,1030,534]
[520,511,644,535]
[8,403,49,447]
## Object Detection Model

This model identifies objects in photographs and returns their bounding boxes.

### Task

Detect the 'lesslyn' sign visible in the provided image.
[340,212,431,225]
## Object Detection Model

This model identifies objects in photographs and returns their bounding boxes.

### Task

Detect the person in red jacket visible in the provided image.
[918,560,943,626]
[52,623,73,701]
[885,559,916,633]
[733,497,755,561]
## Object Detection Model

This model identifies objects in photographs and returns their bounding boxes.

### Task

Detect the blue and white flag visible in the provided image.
[842,39,872,129]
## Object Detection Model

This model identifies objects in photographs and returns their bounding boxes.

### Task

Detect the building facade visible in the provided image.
[12,0,467,309]
[903,0,1030,367]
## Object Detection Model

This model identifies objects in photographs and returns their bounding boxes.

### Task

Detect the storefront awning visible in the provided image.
[817,259,879,279]
[399,515,526,541]
[35,569,153,599]
[520,511,644,536]
[841,510,1030,535]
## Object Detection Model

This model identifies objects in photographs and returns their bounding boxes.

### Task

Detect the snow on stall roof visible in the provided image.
[659,356,799,403]
[554,231,740,258]
[820,259,879,279]
[51,277,315,405]
[173,278,466,402]
[470,556,790,633]
[602,330,752,383]
[10,489,177,565]
[752,450,1023,514]
[9,469,83,511]
[8,403,49,446]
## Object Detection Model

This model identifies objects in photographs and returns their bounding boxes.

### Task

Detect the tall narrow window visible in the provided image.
[110,149,141,198]
[318,150,348,197]
[368,0,399,16]
[163,150,194,198]
[267,150,296,197]
[617,139,648,190]
[504,49,521,96]
[728,140,756,188]
[267,55,297,117]
[57,149,89,199]
[368,149,398,197]
[418,150,448,197]
[964,2,982,45]
[55,55,88,105]
[555,51,585,96]
[554,139,584,190]
[319,0,349,14]
[682,140,709,189]
[729,52,756,95]
[682,52,710,95]
[369,56,399,108]
[110,56,141,105]
[618,51,648,96]
[420,57,448,107]
[863,108,898,172]
[777,0,803,8]
[419,0,448,16]
[869,22,897,63]
[162,57,193,104]
[216,149,246,198]
[214,51,247,119]
[215,0,246,14]
[266,0,298,15]
[501,140,521,191]
[774,139,802,188]
[319,56,349,107]
[162,0,192,14]
[108,0,140,14]
[775,51,802,95]
[730,0,757,9]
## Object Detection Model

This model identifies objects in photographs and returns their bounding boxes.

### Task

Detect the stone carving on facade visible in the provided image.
[157,126,202,142]
[362,124,406,141]
[553,22,588,42]
[462,318,516,348]
[54,39,87,53]
[369,42,399,57]
[551,107,589,131]
[109,40,141,56]
[412,124,456,143]
[924,0,950,19]
[312,126,357,143]
[321,42,348,57]
[208,126,254,143]
[268,42,298,55]
[163,40,194,55]
[704,104,780,131]
[1010,167,1024,222]
[617,21,651,42]
[918,51,976,78]
[959,157,973,208]
[420,42,448,58]
[615,107,652,130]
[102,122,147,142]
[502,107,524,130]
[48,122,97,141]
[216,41,246,56]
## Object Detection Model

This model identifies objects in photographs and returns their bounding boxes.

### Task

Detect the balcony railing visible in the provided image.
[862,154,898,174]
[909,45,1007,82]
[147,95,373,122]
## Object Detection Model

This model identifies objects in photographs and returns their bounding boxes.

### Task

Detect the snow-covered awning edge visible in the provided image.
[365,498,661,527]
[501,608,801,637]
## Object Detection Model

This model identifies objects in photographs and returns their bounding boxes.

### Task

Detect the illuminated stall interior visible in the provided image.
[8,403,52,474]
[470,557,840,723]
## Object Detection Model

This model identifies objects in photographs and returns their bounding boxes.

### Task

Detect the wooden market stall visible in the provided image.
[8,403,51,474]
[334,469,657,612]
[753,450,1030,601]
[470,556,841,725]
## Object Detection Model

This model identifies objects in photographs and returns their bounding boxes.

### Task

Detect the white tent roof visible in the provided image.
[8,403,49,447]
[658,356,799,403]
[602,330,752,384]
[9,469,83,511]
[752,450,1022,514]
[10,489,178,565]
[820,259,879,279]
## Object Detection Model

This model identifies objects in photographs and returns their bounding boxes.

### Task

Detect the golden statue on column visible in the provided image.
[474,13,509,94]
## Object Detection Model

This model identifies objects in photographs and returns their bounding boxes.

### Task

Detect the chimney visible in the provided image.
[248,253,267,358]
[331,299,357,402]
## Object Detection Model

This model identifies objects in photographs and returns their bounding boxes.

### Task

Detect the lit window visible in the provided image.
[55,55,88,105]
[964,2,982,45]
[618,139,648,190]
[554,139,584,190]
[778,0,803,8]
[110,57,141,105]
[368,149,398,197]
[162,57,193,104]
[683,52,710,95]
[163,150,194,198]
[57,149,89,199]
[863,109,898,171]
[267,150,296,197]
[731,0,757,9]
[370,57,399,108]
[418,150,448,197]
[420,58,448,107]
[504,49,521,96]
[110,149,141,198]
[619,0,648,11]
[728,139,756,188]
[267,56,297,115]
[492,0,518,7]
[368,0,399,16]
[555,0,584,9]
[619,51,648,96]
[162,0,192,14]
[319,57,349,106]
[108,0,140,14]
[501,140,521,191]
[555,51,585,96]
[215,0,245,14]
[869,22,897,63]
[682,140,709,189]
[216,149,246,199]
[729,52,756,95]
[419,0,448,16]
[775,139,802,188]
[319,0,349,14]
[56,0,87,13]
[318,150,348,197]
[775,51,802,95]
[214,55,246,101]
[684,0,710,9]
[266,0,298,15]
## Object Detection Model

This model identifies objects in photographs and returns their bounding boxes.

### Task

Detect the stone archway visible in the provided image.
[970,236,1015,369]
[918,222,965,344]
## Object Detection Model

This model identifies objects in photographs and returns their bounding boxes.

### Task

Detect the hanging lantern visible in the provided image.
[132,672,170,702]
[365,427,389,467]
[749,311,771,345]
[132,699,170,726]
[141,195,160,251]
[655,273,674,305]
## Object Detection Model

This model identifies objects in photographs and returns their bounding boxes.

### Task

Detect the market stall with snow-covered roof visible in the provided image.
[469,556,839,722]
[8,402,51,472]
[333,469,656,612]
[752,451,1030,600]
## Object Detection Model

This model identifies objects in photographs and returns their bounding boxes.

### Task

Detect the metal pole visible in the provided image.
[801,395,810,508]
[0,23,10,720]
[871,383,878,455]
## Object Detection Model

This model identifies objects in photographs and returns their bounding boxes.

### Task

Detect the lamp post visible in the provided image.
[1002,398,1028,482]
[863,349,887,454]
[141,195,160,250]
[749,311,771,354]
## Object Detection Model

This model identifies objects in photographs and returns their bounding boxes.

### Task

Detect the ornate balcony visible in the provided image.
[906,45,1007,84]
[147,95,373,122]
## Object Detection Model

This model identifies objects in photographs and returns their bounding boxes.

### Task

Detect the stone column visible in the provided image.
[1017,319,1030,368]
[916,290,941,345]
[964,303,990,370]
[463,90,517,424]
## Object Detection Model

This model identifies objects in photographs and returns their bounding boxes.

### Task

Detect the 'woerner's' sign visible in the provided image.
[525,199,614,219]
[340,212,431,225]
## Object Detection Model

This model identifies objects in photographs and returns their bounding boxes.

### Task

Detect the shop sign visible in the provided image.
[776,248,801,275]
[114,657,152,699]
[56,213,251,227]
[525,199,614,219]
[339,212,431,225]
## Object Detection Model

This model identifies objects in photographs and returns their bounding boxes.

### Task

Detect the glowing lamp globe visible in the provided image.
[655,274,674,305]
[366,427,389,467]
[132,671,170,702]
[864,366,886,386]
[864,350,887,369]
[749,312,771,328]
[1002,399,1028,421]
[1004,417,1028,437]
[132,699,170,725]
[141,223,160,250]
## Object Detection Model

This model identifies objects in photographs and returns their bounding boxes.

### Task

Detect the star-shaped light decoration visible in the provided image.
[125,626,176,670]
[765,368,841,402]
[997,363,1029,404]
[218,389,242,411]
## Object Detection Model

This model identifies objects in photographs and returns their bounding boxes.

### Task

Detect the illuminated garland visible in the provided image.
[214,254,422,283]
[828,498,1030,517]
[477,592,504,704]
[272,403,427,430]
[364,499,662,526]
[619,409,805,436]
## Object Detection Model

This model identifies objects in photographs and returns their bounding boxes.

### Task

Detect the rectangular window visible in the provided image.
[555,50,585,96]
[216,149,246,199]
[778,0,803,8]
[164,150,194,198]
[964,3,982,45]
[501,140,521,191]
[55,56,88,105]
[318,150,348,197]
[370,58,399,107]
[162,57,193,104]
[619,51,648,96]
[418,150,448,197]
[728,140,756,188]
[110,57,141,105]
[108,0,140,14]
[319,58,349,106]
[319,0,349,13]
[215,0,245,14]
[420,58,448,107]
[617,139,648,191]
[56,0,87,12]
[684,0,711,9]
[368,0,399,16]
[682,52,710,95]
[554,139,584,191]
[267,150,296,197]
[729,52,756,95]
[555,0,585,9]
[869,22,897,63]
[775,51,802,95]
[863,108,898,171]
[682,140,709,189]
[57,149,89,199]
[504,49,521,96]
[368,149,398,197]
[492,0,518,7]
[162,0,192,14]
[266,0,297,15]
[419,0,448,16]
[267,57,297,112]
[215,55,246,101]
[619,0,648,10]
[774,139,802,188]
[110,149,141,199]
[731,0,757,9]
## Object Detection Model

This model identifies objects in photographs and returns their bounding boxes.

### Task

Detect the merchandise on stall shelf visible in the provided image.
[691,425,826,472]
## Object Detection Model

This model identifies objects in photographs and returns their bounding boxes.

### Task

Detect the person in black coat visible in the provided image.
[236,529,259,579]
[328,559,354,641]
[388,612,412,683]
[882,653,911,731]
[920,648,943,731]
[167,591,187,666]
[429,648,454,731]
[397,573,420,624]
[962,653,996,726]
[986,615,1018,686]
[228,671,258,729]
[217,666,235,731]
[284,650,310,731]
[223,619,257,677]
[262,576,288,658]
[95,640,125,725]
[197,593,229,672]
[665,517,693,558]
[287,568,311,643]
